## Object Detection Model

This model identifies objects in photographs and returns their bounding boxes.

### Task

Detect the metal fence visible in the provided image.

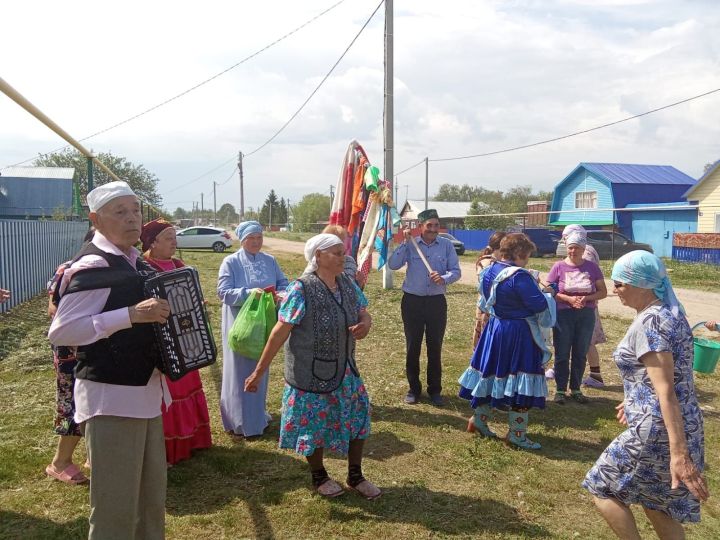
[0,220,88,313]
[672,246,720,265]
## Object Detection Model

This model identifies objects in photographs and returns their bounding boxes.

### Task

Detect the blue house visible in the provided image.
[548,163,697,238]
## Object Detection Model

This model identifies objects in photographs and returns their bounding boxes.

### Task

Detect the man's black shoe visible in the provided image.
[429,393,445,406]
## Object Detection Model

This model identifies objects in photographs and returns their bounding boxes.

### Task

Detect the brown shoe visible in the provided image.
[316,478,344,498]
[347,479,382,500]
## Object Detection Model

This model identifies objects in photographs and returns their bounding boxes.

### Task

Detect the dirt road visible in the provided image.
[263,237,719,325]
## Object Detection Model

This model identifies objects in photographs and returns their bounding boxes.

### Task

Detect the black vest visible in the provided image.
[283,273,359,393]
[60,243,162,386]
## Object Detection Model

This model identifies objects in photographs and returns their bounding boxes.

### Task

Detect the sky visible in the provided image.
[2,0,719,214]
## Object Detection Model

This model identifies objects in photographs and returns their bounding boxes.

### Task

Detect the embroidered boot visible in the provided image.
[466,404,496,438]
[506,410,541,450]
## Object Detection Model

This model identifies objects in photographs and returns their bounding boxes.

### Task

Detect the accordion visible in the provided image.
[144,267,217,381]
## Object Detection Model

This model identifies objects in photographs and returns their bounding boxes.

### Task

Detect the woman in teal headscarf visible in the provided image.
[583,251,708,538]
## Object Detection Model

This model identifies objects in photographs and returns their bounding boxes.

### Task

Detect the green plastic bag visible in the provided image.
[228,291,277,360]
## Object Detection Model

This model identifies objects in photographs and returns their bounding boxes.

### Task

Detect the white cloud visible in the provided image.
[1,0,719,210]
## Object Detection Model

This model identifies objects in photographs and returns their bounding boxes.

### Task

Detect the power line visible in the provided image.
[2,0,350,170]
[216,166,237,187]
[429,87,720,162]
[244,0,384,157]
[165,0,383,199]
[394,158,425,177]
[163,159,237,195]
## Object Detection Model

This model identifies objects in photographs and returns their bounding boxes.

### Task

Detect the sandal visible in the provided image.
[315,478,344,498]
[347,479,382,500]
[45,464,89,485]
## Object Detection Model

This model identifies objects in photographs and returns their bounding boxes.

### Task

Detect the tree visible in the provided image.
[173,207,191,220]
[292,193,331,232]
[465,200,515,230]
[33,149,162,206]
[277,197,289,226]
[218,203,238,224]
[259,189,281,227]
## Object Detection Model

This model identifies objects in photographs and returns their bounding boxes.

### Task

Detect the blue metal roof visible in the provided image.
[582,163,696,186]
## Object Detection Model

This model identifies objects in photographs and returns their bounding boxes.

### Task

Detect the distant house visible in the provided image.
[399,200,489,229]
[0,166,75,219]
[526,200,549,226]
[683,161,720,233]
[548,163,697,237]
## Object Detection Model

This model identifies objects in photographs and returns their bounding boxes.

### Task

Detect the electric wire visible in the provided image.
[394,158,425,177]
[429,87,720,162]
[166,0,383,198]
[2,0,349,170]
[243,0,384,157]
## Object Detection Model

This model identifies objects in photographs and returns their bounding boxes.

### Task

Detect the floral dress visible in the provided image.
[277,279,371,456]
[583,304,705,523]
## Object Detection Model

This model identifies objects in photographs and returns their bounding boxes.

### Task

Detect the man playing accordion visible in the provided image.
[49,181,171,540]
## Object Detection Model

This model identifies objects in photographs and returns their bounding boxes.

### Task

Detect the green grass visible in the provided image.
[1,251,720,539]
[264,231,315,243]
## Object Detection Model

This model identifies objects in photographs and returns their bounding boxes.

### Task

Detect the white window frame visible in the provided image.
[714,212,720,233]
[575,190,598,209]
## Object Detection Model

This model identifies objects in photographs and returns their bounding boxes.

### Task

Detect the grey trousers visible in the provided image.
[85,415,166,540]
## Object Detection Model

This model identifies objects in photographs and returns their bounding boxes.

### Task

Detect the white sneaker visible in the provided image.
[545,368,555,380]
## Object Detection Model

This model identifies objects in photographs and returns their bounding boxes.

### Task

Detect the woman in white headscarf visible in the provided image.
[545,230,607,404]
[583,251,708,538]
[218,221,288,437]
[244,234,380,500]
[549,225,608,388]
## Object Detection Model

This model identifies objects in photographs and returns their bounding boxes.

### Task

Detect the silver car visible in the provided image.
[176,226,233,252]
[556,230,653,259]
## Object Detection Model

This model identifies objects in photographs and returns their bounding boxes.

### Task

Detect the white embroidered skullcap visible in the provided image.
[303,233,343,274]
[87,181,137,212]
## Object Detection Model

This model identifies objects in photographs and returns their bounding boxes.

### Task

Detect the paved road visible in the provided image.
[263,237,719,325]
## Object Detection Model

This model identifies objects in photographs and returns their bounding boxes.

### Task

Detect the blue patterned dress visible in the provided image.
[583,304,705,523]
[277,279,371,456]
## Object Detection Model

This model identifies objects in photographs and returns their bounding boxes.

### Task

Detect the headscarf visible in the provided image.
[562,224,586,238]
[141,218,174,252]
[565,231,587,247]
[611,250,685,316]
[235,221,263,243]
[303,233,343,275]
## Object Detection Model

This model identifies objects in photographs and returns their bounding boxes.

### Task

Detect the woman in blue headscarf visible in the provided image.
[218,221,288,437]
[583,251,708,538]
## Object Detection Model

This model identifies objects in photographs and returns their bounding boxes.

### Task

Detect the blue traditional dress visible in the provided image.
[218,249,288,436]
[583,304,705,523]
[458,261,551,410]
[277,278,371,456]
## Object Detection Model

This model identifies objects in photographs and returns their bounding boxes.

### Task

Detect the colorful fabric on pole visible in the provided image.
[329,140,399,286]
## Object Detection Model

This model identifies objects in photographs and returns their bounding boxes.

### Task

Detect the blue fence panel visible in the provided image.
[672,246,720,266]
[448,229,495,251]
[0,220,88,313]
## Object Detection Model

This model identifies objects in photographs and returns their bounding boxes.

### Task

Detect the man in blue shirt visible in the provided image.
[388,209,461,405]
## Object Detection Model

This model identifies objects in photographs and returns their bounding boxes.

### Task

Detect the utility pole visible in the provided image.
[200,193,204,224]
[213,181,217,226]
[238,151,245,221]
[424,157,429,210]
[329,184,334,206]
[287,198,292,230]
[382,0,394,289]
